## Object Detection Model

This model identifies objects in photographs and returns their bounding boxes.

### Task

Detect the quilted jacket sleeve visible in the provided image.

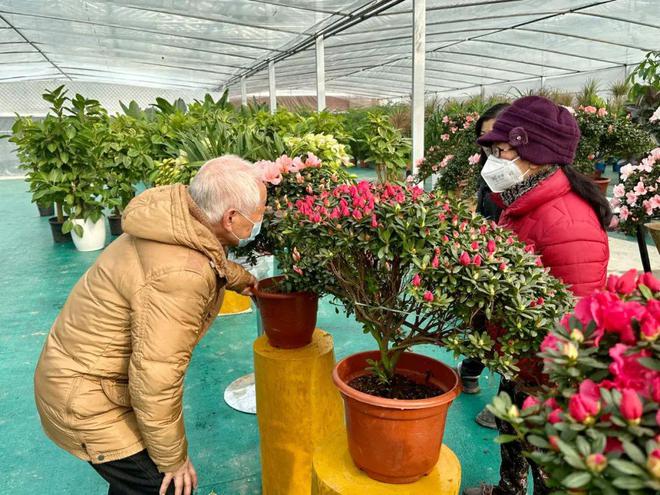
[224,260,256,293]
[537,219,609,297]
[129,269,212,472]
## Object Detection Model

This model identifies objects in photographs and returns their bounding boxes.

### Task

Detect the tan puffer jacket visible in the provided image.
[34,184,254,472]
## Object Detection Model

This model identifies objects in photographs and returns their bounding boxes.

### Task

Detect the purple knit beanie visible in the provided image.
[477,96,581,165]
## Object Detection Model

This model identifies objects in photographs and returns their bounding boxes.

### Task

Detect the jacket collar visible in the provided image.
[493,168,572,218]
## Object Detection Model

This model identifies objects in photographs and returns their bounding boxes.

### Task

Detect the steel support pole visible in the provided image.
[316,35,326,112]
[241,76,247,106]
[411,0,426,178]
[269,61,276,114]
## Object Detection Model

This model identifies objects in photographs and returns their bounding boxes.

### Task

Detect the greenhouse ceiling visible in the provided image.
[0,0,657,99]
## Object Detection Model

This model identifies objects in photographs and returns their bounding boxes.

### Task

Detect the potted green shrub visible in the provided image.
[10,87,73,242]
[101,114,154,235]
[353,113,410,182]
[281,180,572,483]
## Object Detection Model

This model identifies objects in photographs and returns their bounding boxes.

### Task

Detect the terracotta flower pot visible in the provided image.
[592,176,610,195]
[253,276,318,349]
[645,222,660,255]
[332,351,461,484]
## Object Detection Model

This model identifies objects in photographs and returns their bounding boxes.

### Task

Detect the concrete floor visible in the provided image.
[1,177,655,494]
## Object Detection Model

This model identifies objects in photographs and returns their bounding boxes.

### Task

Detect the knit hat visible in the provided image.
[477,96,581,165]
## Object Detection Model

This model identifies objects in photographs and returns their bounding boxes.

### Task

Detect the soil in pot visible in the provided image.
[348,373,442,400]
[108,215,123,236]
[37,203,55,217]
[333,351,461,484]
[48,217,71,243]
[253,276,318,349]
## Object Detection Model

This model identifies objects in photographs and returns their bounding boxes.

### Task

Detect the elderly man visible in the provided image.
[34,155,266,495]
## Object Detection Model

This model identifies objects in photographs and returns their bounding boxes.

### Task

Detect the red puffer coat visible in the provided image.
[494,168,609,297]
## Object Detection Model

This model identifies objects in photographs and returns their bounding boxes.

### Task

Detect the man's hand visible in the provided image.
[160,458,198,495]
[241,276,259,296]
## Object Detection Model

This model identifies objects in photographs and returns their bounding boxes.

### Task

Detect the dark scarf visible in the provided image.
[501,166,558,207]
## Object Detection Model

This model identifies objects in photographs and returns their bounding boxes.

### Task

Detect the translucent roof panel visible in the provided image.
[0,0,657,98]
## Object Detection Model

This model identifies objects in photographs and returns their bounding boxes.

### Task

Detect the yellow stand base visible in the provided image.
[218,290,252,316]
[254,329,343,495]
[312,433,461,495]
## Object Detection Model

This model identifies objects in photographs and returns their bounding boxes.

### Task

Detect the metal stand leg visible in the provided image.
[223,308,264,415]
[637,225,652,273]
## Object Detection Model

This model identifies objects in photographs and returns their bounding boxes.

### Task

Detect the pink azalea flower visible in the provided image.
[619,206,630,221]
[626,191,638,206]
[261,161,283,185]
[597,107,608,117]
[613,184,625,198]
[441,133,450,141]
[468,153,481,165]
[608,344,654,397]
[305,152,321,168]
[569,392,599,422]
[634,181,647,195]
[442,115,450,124]
[276,154,294,173]
[638,272,660,292]
[450,126,458,133]
[473,255,482,266]
[584,106,597,114]
[371,214,378,228]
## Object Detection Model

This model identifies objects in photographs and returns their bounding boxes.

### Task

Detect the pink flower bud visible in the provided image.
[522,396,541,410]
[423,290,434,302]
[487,239,497,255]
[459,251,471,266]
[548,408,562,424]
[586,453,607,473]
[432,255,440,269]
[471,241,479,250]
[473,254,483,266]
[648,449,660,479]
[620,389,643,425]
[549,435,560,451]
[412,274,421,287]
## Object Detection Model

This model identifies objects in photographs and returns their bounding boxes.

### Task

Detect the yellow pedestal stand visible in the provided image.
[254,329,343,495]
[218,290,252,315]
[312,433,461,495]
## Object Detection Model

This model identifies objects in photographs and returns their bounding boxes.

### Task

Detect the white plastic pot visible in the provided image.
[71,217,107,252]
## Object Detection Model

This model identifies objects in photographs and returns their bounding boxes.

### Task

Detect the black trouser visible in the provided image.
[90,450,176,495]
[494,379,549,495]
[460,357,485,377]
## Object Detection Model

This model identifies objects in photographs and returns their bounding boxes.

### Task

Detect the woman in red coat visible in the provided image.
[464,96,611,495]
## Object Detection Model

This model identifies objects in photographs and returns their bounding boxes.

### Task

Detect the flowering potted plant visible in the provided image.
[611,148,660,253]
[246,153,351,348]
[281,180,572,483]
[489,270,660,494]
[418,111,482,197]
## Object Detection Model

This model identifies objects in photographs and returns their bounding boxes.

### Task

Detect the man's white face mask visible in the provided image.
[480,155,529,193]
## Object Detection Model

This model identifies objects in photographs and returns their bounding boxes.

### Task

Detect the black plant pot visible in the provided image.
[37,204,55,217]
[48,217,72,244]
[108,215,123,236]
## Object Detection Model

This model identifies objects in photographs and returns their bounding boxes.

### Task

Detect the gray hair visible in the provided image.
[189,155,263,224]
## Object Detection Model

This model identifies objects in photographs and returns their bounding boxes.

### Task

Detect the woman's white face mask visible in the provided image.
[480,155,529,193]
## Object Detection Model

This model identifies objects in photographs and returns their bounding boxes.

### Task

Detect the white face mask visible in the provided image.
[480,155,529,193]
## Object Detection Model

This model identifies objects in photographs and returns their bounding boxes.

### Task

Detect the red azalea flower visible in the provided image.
[606,269,638,295]
[640,313,659,342]
[579,379,601,403]
[638,272,660,292]
[609,344,654,397]
[540,333,563,352]
[652,377,660,403]
[568,392,599,423]
[548,435,560,451]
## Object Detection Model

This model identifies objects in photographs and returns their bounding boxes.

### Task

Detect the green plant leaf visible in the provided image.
[562,471,591,488]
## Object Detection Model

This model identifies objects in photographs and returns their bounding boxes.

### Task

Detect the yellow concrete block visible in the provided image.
[312,433,461,495]
[219,290,252,315]
[254,329,343,495]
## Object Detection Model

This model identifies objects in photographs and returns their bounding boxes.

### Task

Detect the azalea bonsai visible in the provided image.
[490,270,660,494]
[611,147,660,236]
[280,180,573,383]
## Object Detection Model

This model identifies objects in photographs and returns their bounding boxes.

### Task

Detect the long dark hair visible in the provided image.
[475,103,511,167]
[562,165,613,229]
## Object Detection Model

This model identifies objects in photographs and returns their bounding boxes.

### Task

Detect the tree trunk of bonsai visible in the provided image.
[56,202,64,224]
